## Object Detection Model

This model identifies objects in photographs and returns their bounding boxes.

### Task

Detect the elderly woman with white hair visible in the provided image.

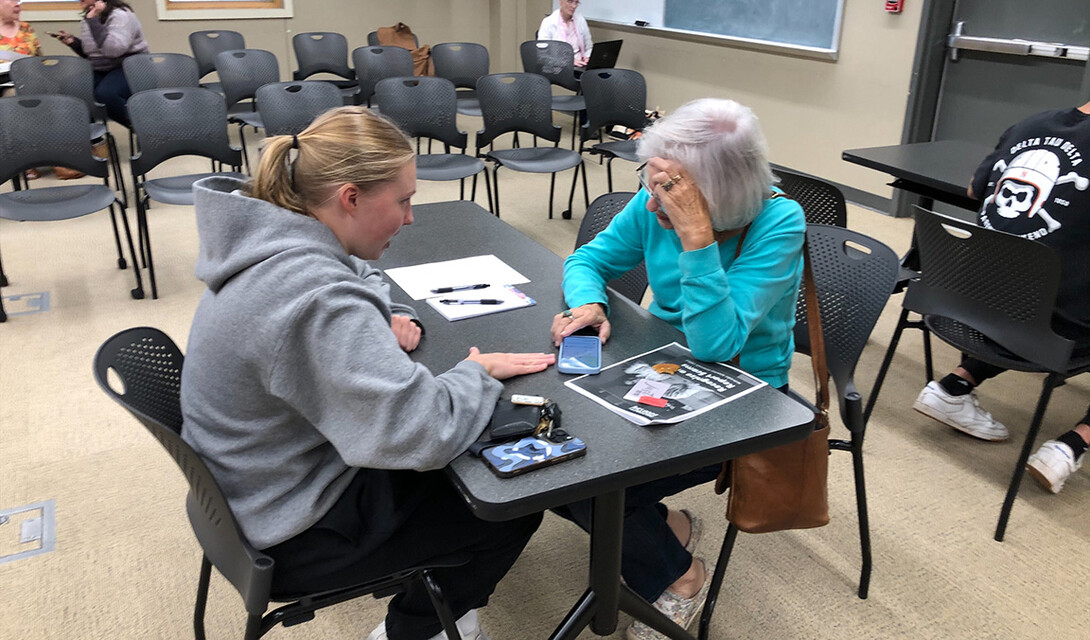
[550,98,805,640]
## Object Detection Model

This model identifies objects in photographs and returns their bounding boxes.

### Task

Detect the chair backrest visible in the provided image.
[579,68,648,143]
[772,168,848,227]
[0,94,107,180]
[351,46,414,106]
[374,76,467,150]
[10,55,98,114]
[127,88,242,175]
[367,30,419,48]
[475,72,562,148]
[575,192,648,305]
[123,53,201,95]
[292,31,353,81]
[795,224,900,422]
[431,42,489,90]
[520,40,579,92]
[92,327,275,616]
[905,208,1072,371]
[256,81,344,137]
[214,48,280,109]
[189,30,246,78]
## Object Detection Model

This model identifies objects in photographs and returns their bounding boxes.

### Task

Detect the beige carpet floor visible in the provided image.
[1,118,1087,640]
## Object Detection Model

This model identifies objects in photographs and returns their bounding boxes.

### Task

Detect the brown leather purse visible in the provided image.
[716,231,831,534]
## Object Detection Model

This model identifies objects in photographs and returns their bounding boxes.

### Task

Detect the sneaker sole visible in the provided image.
[912,400,1008,442]
[1026,461,1062,494]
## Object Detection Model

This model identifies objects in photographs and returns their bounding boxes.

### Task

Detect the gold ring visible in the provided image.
[671,174,683,183]
[562,309,573,318]
[661,179,676,192]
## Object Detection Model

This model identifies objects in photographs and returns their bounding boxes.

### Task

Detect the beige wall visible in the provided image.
[35,0,923,198]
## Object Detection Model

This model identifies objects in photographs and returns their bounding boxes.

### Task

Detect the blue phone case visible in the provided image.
[558,335,602,374]
[481,432,587,477]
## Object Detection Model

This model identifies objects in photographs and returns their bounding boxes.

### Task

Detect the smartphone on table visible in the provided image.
[557,334,602,375]
[481,429,587,477]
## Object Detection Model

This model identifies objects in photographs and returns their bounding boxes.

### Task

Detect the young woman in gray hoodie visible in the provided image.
[182,106,555,640]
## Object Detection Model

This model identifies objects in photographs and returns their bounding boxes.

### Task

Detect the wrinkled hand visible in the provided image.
[644,157,715,251]
[85,1,107,18]
[550,303,611,347]
[465,347,555,380]
[390,315,422,352]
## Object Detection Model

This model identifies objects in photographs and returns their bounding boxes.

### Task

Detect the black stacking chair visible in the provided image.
[520,40,586,149]
[864,209,1090,542]
[574,192,647,305]
[351,45,414,107]
[215,48,280,172]
[93,327,465,640]
[123,53,201,94]
[431,42,489,117]
[367,30,419,48]
[578,69,648,192]
[0,95,143,322]
[189,29,246,95]
[474,72,587,219]
[374,77,488,205]
[698,224,901,639]
[10,55,127,205]
[256,81,344,137]
[772,168,848,227]
[291,32,357,103]
[127,88,245,300]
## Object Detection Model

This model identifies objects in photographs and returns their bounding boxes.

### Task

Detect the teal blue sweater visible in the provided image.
[563,190,805,388]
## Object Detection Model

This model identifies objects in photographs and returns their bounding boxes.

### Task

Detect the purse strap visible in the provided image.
[802,236,830,416]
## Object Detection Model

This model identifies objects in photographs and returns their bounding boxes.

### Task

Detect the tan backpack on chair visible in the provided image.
[375,22,434,76]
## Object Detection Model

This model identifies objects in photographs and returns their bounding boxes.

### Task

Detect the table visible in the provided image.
[377,201,816,640]
[842,140,991,212]
[0,61,11,87]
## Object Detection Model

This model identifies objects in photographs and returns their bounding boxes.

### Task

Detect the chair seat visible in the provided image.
[551,94,585,113]
[90,121,109,142]
[592,139,639,162]
[488,147,582,173]
[456,97,482,117]
[0,184,116,221]
[145,172,248,206]
[925,315,1090,374]
[416,154,485,182]
[228,106,264,129]
[200,81,225,96]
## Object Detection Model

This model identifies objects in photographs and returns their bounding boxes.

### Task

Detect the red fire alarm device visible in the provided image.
[885,0,904,12]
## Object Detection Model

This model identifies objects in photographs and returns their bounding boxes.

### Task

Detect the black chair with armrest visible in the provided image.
[863,209,1090,542]
[698,224,900,639]
[574,191,647,305]
[92,327,466,640]
[578,69,648,193]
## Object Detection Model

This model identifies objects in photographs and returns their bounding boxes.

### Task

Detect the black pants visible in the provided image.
[264,469,542,640]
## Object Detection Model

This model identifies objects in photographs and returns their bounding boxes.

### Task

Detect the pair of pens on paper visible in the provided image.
[440,298,503,305]
[431,283,489,294]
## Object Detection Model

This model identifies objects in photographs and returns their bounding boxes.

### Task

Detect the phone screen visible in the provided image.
[559,335,601,374]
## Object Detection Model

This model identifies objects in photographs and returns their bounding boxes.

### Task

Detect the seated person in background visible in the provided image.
[914,97,1090,493]
[0,0,41,76]
[538,0,592,67]
[51,0,148,127]
[550,98,805,640]
[182,107,555,640]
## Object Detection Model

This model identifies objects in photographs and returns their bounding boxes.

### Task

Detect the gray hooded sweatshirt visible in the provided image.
[181,176,502,550]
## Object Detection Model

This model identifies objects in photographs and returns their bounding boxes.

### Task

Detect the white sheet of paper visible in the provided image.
[426,285,536,321]
[623,378,672,402]
[384,254,530,300]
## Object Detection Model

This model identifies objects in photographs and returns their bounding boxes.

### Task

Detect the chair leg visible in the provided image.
[239,124,252,175]
[113,202,145,300]
[482,169,494,215]
[581,159,589,208]
[606,157,614,193]
[549,172,556,219]
[563,164,580,220]
[863,307,912,426]
[243,613,264,640]
[995,373,1059,542]
[106,205,127,270]
[421,570,462,640]
[0,236,8,287]
[107,133,128,209]
[491,165,501,217]
[698,523,738,640]
[459,178,465,201]
[194,556,212,640]
[922,323,934,382]
[851,430,872,599]
[138,194,159,300]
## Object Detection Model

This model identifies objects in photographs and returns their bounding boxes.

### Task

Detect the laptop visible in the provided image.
[582,40,623,70]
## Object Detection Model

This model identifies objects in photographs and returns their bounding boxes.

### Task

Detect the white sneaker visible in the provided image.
[1027,440,1083,494]
[913,381,1009,441]
[366,609,490,640]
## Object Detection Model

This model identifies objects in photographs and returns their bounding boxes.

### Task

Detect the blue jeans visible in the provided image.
[93,67,131,127]
[552,462,723,603]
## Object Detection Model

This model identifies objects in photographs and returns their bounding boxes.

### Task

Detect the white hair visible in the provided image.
[637,98,773,231]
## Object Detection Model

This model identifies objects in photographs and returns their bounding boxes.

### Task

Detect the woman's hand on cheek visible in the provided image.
[645,157,715,251]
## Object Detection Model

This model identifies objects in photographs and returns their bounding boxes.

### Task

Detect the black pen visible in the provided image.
[440,299,504,305]
[431,283,489,294]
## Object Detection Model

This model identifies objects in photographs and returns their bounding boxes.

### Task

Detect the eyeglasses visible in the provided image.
[636,162,653,197]
[563,0,581,6]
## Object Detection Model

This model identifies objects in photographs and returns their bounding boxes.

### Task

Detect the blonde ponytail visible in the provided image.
[250,106,414,215]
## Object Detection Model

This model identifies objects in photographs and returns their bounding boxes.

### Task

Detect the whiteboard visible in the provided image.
[564,0,845,59]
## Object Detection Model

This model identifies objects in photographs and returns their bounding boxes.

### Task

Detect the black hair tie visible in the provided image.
[291,134,299,149]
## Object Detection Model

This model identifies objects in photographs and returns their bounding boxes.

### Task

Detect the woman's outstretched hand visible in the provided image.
[466,347,555,380]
